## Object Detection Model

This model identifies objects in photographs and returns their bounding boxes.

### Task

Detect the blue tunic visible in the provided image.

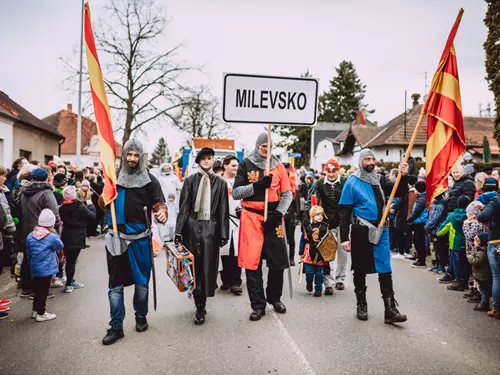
[340,176,391,274]
[108,186,152,286]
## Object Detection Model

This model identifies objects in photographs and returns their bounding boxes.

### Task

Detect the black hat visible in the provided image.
[195,148,215,164]
[415,181,426,193]
[457,195,471,209]
[53,173,68,188]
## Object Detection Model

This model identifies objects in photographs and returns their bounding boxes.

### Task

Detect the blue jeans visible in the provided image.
[477,279,492,304]
[304,263,324,291]
[450,250,463,282]
[487,244,500,310]
[108,284,149,329]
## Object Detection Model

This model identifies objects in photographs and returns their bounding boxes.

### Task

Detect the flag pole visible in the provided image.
[378,109,426,227]
[264,124,272,220]
[378,8,464,228]
[76,0,84,168]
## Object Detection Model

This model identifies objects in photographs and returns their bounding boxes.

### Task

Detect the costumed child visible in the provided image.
[300,205,328,297]
[467,233,492,312]
[165,193,179,242]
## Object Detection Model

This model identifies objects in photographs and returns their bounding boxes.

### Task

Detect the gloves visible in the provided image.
[174,234,183,244]
[220,238,229,247]
[253,175,273,193]
[262,211,283,231]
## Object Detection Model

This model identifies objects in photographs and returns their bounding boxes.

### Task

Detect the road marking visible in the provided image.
[0,279,15,294]
[270,311,316,375]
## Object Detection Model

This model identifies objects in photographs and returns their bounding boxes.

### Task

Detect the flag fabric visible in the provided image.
[83,2,118,205]
[355,111,366,126]
[425,9,466,206]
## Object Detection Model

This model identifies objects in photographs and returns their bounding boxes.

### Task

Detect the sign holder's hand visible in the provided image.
[341,241,351,252]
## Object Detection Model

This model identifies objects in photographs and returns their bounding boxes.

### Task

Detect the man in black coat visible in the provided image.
[175,147,229,325]
[445,165,476,213]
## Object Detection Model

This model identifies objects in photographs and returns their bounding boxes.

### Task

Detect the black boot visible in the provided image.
[135,315,148,332]
[194,304,206,325]
[289,258,296,267]
[383,295,407,324]
[102,327,124,345]
[249,309,266,321]
[355,289,368,321]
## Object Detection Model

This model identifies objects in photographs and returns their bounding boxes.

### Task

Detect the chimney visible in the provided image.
[67,103,72,113]
[411,93,421,108]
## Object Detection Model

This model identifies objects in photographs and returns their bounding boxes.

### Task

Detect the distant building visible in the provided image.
[335,102,500,165]
[310,122,350,170]
[44,104,122,168]
[0,91,64,167]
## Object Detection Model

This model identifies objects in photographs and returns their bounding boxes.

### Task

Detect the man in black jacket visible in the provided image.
[445,165,476,213]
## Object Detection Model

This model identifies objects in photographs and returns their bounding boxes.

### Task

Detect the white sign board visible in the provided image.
[222,73,318,126]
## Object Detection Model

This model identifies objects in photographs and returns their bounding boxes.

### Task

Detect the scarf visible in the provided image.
[353,148,385,202]
[194,167,213,221]
[247,132,281,170]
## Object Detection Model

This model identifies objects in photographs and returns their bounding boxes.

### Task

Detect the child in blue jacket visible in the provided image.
[26,209,64,322]
[407,181,429,268]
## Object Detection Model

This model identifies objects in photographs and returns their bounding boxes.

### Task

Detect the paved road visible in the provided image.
[1,233,499,375]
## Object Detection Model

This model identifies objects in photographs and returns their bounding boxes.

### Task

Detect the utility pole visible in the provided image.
[76,0,84,167]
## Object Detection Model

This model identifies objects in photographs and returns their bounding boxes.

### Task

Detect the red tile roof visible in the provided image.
[43,108,122,156]
[365,104,497,149]
[0,91,64,139]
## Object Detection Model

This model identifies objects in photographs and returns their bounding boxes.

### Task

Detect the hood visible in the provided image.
[21,181,53,197]
[451,208,467,223]
[33,226,52,240]
[160,163,173,174]
[117,139,151,188]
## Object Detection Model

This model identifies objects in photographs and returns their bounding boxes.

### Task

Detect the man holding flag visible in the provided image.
[83,3,167,345]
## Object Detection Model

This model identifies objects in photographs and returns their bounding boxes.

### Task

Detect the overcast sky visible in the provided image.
[0,0,493,153]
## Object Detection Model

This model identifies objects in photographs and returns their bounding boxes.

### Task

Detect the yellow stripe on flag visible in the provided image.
[433,72,462,111]
[426,120,452,174]
[85,45,112,123]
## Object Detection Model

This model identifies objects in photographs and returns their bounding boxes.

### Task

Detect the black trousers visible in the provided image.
[353,272,394,297]
[65,249,81,286]
[397,225,410,255]
[413,223,427,264]
[32,276,52,315]
[433,235,449,268]
[221,255,242,287]
[285,217,296,260]
[246,260,284,311]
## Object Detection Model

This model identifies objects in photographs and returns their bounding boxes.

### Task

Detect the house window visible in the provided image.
[385,150,389,156]
[19,149,32,161]
[93,162,99,167]
[44,155,52,164]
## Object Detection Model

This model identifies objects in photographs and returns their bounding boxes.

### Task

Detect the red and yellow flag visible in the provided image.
[425,9,466,205]
[84,2,118,205]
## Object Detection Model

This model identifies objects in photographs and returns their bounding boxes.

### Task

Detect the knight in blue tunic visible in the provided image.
[101,139,167,346]
[339,149,410,324]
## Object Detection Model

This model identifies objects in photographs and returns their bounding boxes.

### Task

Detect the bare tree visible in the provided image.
[62,0,194,146]
[172,87,230,140]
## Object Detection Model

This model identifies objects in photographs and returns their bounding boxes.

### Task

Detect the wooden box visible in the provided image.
[165,242,196,292]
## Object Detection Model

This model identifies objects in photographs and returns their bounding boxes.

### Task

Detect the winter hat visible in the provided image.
[81,179,90,187]
[466,202,482,218]
[464,163,475,175]
[38,209,56,228]
[31,168,49,182]
[17,163,36,180]
[415,181,426,193]
[53,173,68,188]
[483,177,498,192]
[323,158,340,172]
[63,186,77,201]
[457,195,471,209]
[48,160,58,168]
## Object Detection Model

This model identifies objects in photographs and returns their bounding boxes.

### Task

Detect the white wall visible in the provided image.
[61,153,120,169]
[313,139,336,170]
[0,117,14,167]
[371,146,425,163]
